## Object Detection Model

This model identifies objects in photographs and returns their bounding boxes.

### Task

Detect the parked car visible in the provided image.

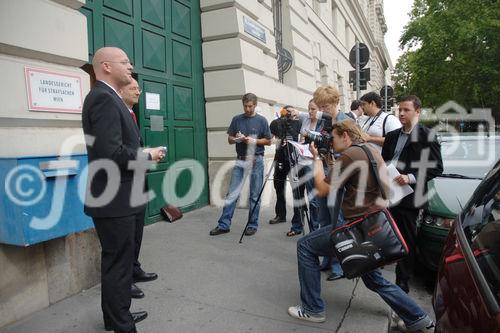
[416,135,499,271]
[433,160,500,332]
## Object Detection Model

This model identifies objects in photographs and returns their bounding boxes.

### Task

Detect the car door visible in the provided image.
[434,162,500,332]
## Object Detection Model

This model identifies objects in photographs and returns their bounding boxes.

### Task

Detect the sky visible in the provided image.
[383,0,414,66]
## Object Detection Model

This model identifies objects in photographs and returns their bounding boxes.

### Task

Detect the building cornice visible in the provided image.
[375,3,388,34]
[346,0,391,69]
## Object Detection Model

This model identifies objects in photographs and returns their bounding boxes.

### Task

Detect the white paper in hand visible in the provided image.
[288,140,313,158]
[233,137,244,143]
[386,163,414,206]
[307,130,321,137]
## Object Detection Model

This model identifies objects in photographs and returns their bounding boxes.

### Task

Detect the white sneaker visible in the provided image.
[397,319,435,332]
[287,305,326,323]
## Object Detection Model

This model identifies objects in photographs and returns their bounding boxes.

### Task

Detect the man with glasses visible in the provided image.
[119,78,159,301]
[82,47,165,333]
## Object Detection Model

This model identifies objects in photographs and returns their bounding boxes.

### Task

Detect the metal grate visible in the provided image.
[272,0,293,83]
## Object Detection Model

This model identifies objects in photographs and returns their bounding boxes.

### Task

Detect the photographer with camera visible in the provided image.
[270,101,330,236]
[311,85,353,281]
[282,100,325,235]
[287,120,435,333]
[268,105,302,226]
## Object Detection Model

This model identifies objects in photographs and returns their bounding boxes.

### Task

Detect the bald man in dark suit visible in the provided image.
[82,47,164,333]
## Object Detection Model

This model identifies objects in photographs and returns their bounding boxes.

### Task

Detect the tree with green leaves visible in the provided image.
[393,0,500,119]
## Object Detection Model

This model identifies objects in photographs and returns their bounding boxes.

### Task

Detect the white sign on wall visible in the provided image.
[243,16,266,43]
[145,92,161,110]
[25,67,84,113]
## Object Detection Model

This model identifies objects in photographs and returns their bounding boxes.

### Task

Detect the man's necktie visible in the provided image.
[130,111,138,125]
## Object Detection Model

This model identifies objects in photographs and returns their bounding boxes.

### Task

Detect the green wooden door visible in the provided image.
[81,0,208,223]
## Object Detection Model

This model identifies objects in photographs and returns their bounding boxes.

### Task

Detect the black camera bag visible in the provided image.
[330,145,408,279]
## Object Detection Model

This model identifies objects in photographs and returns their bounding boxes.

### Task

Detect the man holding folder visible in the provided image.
[381,95,443,293]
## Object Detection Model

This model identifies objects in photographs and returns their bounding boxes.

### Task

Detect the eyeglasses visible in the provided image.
[100,60,132,65]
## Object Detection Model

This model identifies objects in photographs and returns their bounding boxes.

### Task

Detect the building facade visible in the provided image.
[0,0,390,328]
[203,0,391,201]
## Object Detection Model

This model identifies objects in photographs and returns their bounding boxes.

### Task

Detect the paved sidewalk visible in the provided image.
[1,205,399,333]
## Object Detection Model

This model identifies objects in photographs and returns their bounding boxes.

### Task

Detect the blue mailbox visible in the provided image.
[0,154,93,246]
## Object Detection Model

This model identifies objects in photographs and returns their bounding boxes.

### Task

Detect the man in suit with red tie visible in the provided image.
[119,78,159,300]
[381,95,443,294]
[82,47,165,333]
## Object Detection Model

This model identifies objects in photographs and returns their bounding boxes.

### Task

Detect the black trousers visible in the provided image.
[93,215,137,333]
[273,160,291,219]
[389,206,419,284]
[133,209,146,276]
[290,165,310,232]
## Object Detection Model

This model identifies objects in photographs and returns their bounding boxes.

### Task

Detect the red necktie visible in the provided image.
[130,111,137,124]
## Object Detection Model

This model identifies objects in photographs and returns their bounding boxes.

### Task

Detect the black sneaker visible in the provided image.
[209,226,229,236]
[244,227,257,236]
[269,216,286,224]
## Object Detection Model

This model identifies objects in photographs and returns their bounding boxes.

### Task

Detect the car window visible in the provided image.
[461,164,500,305]
[440,136,499,178]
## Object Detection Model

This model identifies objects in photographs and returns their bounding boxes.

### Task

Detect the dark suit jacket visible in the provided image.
[82,81,149,218]
[381,124,443,209]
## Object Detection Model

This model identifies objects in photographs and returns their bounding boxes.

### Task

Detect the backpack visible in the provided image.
[382,114,395,137]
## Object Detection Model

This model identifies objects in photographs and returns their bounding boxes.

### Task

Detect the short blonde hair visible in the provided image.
[332,120,367,144]
[313,85,340,106]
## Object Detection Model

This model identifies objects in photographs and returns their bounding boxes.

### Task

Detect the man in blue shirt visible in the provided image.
[210,93,272,236]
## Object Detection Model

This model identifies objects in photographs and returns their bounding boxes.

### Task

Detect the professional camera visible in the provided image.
[275,107,299,140]
[270,107,301,168]
[307,114,333,156]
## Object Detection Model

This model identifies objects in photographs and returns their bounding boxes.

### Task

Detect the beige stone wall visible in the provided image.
[0,0,89,157]
[0,0,97,329]
[201,0,392,205]
[0,229,101,329]
[0,243,49,329]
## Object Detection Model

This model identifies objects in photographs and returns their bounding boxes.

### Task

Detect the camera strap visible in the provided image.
[361,110,384,132]
[330,144,387,229]
[353,144,387,199]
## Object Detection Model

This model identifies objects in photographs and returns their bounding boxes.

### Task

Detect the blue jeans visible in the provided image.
[217,156,264,230]
[296,224,432,330]
[318,196,344,276]
[290,164,319,233]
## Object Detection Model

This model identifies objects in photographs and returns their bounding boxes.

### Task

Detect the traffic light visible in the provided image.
[381,98,394,112]
[349,68,370,90]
